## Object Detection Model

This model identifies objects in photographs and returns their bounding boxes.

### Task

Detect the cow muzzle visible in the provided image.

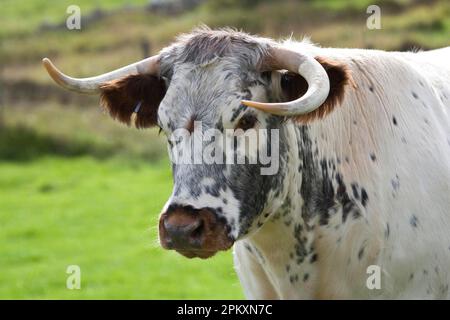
[159,205,234,259]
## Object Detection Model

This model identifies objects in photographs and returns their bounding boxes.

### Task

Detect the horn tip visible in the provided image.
[42,57,55,74]
[41,57,65,86]
[42,57,52,68]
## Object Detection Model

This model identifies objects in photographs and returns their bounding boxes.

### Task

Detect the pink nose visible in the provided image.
[159,205,233,259]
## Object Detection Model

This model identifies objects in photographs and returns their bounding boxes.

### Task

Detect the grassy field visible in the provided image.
[0,99,243,299]
[0,157,243,299]
[1,0,449,299]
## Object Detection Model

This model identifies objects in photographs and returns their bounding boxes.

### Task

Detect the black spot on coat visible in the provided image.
[361,188,369,207]
[410,215,418,228]
[358,246,365,260]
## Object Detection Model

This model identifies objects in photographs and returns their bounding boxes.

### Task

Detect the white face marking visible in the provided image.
[156,58,288,239]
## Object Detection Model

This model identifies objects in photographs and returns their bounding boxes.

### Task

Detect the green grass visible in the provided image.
[0,0,149,39]
[0,103,243,299]
[0,156,244,299]
[0,102,168,162]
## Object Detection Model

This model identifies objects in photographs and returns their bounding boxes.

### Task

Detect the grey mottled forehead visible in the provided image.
[158,27,276,77]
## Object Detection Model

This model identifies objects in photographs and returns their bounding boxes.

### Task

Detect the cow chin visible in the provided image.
[175,249,220,259]
[166,240,234,259]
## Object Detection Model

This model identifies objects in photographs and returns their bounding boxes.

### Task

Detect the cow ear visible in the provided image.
[280,56,354,123]
[99,74,166,129]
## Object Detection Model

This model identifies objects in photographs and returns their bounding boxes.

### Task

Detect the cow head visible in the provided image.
[43,28,352,259]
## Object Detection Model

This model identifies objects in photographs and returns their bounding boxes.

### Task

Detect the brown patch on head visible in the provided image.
[185,117,195,133]
[279,56,355,123]
[99,74,166,129]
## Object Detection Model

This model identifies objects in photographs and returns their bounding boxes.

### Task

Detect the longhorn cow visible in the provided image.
[43,27,450,299]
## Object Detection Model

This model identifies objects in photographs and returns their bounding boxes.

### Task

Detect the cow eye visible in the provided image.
[281,72,295,90]
[236,114,258,131]
[261,71,272,82]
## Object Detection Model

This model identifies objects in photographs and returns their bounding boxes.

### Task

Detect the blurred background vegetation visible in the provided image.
[0,0,449,299]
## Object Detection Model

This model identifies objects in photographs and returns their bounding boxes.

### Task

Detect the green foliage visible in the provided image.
[0,124,113,161]
[0,0,148,39]
[206,0,272,9]
[0,102,168,163]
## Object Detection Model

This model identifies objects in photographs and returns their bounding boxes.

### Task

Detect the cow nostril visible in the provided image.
[159,204,235,257]
[190,219,204,242]
[163,216,205,248]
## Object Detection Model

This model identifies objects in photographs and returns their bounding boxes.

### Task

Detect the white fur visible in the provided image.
[234,45,450,299]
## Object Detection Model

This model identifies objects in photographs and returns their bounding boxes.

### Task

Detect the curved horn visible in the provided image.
[42,55,160,94]
[241,47,330,116]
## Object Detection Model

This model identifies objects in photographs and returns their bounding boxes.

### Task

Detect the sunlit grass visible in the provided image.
[0,100,243,299]
[0,157,244,299]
